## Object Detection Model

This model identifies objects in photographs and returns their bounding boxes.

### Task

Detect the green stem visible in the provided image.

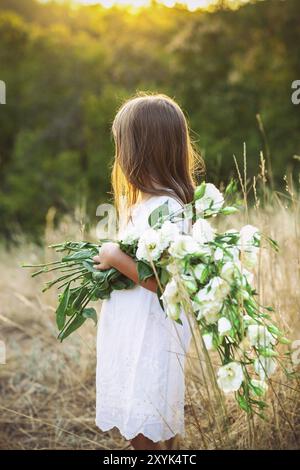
[42,270,88,292]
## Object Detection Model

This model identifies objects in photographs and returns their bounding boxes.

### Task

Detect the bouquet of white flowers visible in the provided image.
[24,180,292,416]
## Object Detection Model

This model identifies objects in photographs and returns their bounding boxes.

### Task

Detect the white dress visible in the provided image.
[95,195,192,443]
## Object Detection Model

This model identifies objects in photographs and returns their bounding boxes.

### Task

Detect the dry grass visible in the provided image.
[0,197,299,450]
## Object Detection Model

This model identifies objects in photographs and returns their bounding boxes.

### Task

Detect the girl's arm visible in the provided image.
[93,242,158,294]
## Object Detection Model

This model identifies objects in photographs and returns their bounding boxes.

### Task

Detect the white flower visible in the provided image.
[192,218,215,244]
[224,245,240,262]
[238,287,250,301]
[182,273,198,294]
[166,260,184,275]
[192,300,201,313]
[195,286,214,303]
[196,244,213,261]
[195,277,230,315]
[165,302,181,321]
[214,247,224,261]
[217,362,243,393]
[220,261,236,283]
[202,333,214,351]
[161,279,181,321]
[218,317,232,336]
[254,356,277,380]
[136,228,163,261]
[196,300,223,324]
[120,226,141,245]
[169,235,200,259]
[163,278,180,303]
[250,379,268,395]
[208,276,231,301]
[247,325,276,348]
[159,221,180,249]
[242,268,254,285]
[240,225,260,246]
[239,225,260,270]
[241,247,259,271]
[193,264,206,281]
[195,183,224,214]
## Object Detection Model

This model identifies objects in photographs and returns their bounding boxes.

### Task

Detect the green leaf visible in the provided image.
[266,237,279,252]
[267,324,280,335]
[111,279,129,290]
[159,268,169,287]
[264,306,275,312]
[92,271,106,281]
[225,179,237,196]
[148,201,169,228]
[237,394,251,412]
[62,249,94,262]
[278,336,291,345]
[250,384,265,397]
[251,399,268,409]
[200,265,210,284]
[194,182,206,200]
[58,314,87,341]
[72,286,89,310]
[106,268,120,282]
[82,307,97,325]
[258,347,279,357]
[95,289,111,300]
[65,288,80,316]
[82,260,96,272]
[56,284,70,330]
[137,260,154,282]
[221,206,239,215]
[157,289,165,311]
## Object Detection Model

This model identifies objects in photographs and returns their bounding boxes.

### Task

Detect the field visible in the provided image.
[0,188,299,450]
[1,0,299,451]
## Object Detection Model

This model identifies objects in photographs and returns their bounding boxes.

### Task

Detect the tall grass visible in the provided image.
[0,163,299,449]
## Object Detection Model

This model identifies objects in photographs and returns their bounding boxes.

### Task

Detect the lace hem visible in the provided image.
[95,418,184,443]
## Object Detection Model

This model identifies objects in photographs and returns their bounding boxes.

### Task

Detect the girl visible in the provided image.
[93,92,204,450]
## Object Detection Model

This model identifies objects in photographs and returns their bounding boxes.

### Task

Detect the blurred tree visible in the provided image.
[0,0,299,239]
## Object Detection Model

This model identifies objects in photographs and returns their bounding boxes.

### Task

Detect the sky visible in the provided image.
[38,0,240,13]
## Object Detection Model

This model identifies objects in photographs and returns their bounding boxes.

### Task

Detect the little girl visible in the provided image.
[93,92,204,450]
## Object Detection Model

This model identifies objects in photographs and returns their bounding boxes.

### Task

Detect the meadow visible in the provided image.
[0,0,299,450]
[1,175,299,450]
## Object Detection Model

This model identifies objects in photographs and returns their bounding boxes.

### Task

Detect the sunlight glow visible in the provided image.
[39,0,222,12]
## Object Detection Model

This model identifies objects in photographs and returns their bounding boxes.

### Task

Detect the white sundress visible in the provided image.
[95,195,192,443]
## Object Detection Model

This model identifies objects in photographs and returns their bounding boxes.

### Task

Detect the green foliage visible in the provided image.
[82,307,98,325]
[23,240,135,340]
[58,313,87,342]
[0,0,299,239]
[148,201,170,228]
[137,260,154,282]
[56,283,70,330]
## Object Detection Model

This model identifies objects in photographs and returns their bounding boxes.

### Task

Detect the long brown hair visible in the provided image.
[111,92,204,212]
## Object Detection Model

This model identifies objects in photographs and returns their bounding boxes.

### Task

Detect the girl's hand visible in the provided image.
[93,241,157,293]
[93,242,121,270]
